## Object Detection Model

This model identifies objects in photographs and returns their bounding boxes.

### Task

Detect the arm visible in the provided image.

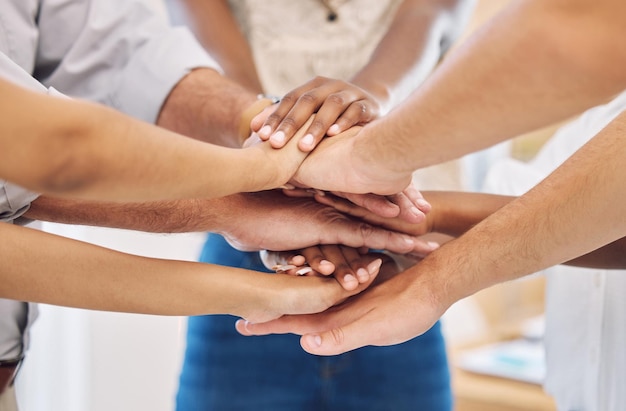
[174,0,263,93]
[318,190,626,269]
[256,0,476,150]
[238,111,626,354]
[0,77,305,201]
[293,0,626,195]
[23,191,426,255]
[0,222,377,322]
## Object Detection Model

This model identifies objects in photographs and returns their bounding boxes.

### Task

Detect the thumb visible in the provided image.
[299,323,365,356]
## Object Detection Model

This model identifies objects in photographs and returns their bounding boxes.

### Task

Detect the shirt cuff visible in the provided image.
[114,27,222,124]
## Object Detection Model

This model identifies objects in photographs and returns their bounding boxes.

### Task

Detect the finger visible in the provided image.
[297,90,356,151]
[235,314,322,337]
[282,188,324,198]
[254,97,298,141]
[316,245,358,290]
[336,192,401,218]
[250,104,280,138]
[340,246,372,286]
[268,90,326,148]
[301,246,336,276]
[409,239,440,258]
[332,220,416,254]
[403,184,431,214]
[387,192,426,224]
[327,100,379,136]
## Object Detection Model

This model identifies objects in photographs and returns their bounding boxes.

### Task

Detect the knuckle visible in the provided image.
[359,223,376,241]
[329,327,345,346]
[280,116,298,130]
[299,92,318,105]
[281,92,298,105]
[327,93,346,107]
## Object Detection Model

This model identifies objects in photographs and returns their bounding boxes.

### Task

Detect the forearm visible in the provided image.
[156,68,258,147]
[359,0,626,174]
[0,79,290,201]
[0,222,270,316]
[25,196,229,233]
[422,115,626,306]
[350,0,474,111]
[428,191,626,268]
[176,0,263,93]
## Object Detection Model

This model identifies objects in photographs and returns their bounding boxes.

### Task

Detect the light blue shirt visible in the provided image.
[0,0,221,360]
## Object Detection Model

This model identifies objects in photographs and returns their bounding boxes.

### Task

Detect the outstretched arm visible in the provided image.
[318,190,626,269]
[293,0,626,195]
[24,190,429,255]
[0,77,306,202]
[0,222,378,322]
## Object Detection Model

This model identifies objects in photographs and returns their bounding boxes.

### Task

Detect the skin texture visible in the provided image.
[0,221,382,320]
[234,0,626,354]
[24,191,426,255]
[0,76,306,201]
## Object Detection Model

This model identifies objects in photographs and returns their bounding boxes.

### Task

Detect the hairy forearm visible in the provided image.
[422,115,626,306]
[156,68,258,147]
[25,196,230,233]
[351,0,475,111]
[428,191,626,269]
[359,0,626,175]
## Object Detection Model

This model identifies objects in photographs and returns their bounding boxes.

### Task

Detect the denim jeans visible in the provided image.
[176,234,452,411]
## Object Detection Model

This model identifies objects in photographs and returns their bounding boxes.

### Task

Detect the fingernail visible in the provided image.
[243,320,251,333]
[301,133,315,147]
[306,334,322,347]
[259,125,272,138]
[356,268,369,282]
[404,236,415,245]
[273,264,297,273]
[319,259,333,269]
[328,124,340,134]
[367,258,383,275]
[279,183,295,190]
[427,241,440,250]
[270,131,285,145]
[343,274,358,288]
[296,267,313,276]
[411,206,422,216]
[416,199,431,209]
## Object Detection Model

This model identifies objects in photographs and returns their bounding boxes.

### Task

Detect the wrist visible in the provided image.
[238,95,280,146]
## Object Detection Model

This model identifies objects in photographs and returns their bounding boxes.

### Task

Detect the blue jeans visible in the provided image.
[176,234,452,411]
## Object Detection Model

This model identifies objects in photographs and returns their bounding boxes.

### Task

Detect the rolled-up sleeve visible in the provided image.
[35,0,222,123]
[0,181,39,224]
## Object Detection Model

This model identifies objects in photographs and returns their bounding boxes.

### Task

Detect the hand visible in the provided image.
[312,192,436,237]
[251,76,381,152]
[261,246,389,291]
[219,190,425,255]
[236,257,450,355]
[282,184,431,224]
[239,259,383,324]
[290,126,414,197]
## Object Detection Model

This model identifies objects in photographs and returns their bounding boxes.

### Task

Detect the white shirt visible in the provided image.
[483,91,626,411]
[0,0,220,360]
